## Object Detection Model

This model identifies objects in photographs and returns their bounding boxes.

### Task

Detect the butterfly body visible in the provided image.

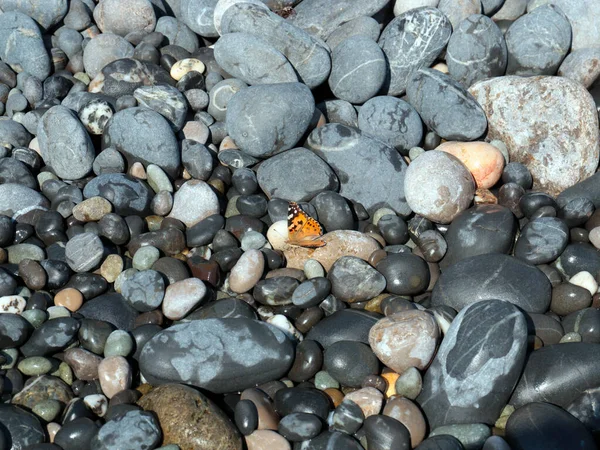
[287,202,326,248]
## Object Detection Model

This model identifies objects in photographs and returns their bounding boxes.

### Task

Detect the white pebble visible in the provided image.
[267,314,303,342]
[569,271,598,296]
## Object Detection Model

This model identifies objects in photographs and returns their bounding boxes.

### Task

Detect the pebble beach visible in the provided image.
[0,0,599,449]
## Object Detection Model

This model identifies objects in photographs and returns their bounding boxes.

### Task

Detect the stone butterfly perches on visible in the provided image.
[287,201,326,248]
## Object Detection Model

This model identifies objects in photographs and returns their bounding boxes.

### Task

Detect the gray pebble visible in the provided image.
[66,232,104,272]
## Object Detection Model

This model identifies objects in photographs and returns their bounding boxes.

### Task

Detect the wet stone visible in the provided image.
[121,269,165,312]
[90,410,161,450]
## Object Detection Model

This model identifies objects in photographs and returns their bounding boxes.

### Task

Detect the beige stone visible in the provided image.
[246,430,291,450]
[72,196,112,222]
[343,387,383,418]
[100,255,123,283]
[171,58,206,80]
[229,249,265,294]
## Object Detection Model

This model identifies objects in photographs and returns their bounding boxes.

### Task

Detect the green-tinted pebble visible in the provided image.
[132,246,160,270]
[53,361,74,385]
[47,306,70,319]
[314,371,340,390]
[38,172,58,187]
[394,366,422,400]
[114,268,139,292]
[157,445,181,450]
[430,424,491,449]
[7,244,45,264]
[18,356,54,376]
[0,349,18,369]
[21,309,48,328]
[15,286,31,299]
[304,259,325,279]
[224,195,240,218]
[372,208,396,225]
[33,399,62,422]
[408,146,425,161]
[147,164,173,193]
[104,330,134,357]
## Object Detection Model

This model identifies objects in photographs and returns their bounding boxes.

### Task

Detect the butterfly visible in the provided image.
[287,201,326,248]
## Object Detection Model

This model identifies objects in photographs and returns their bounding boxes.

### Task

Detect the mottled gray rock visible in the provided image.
[133,84,188,131]
[0,118,32,148]
[178,0,219,38]
[37,105,95,180]
[510,343,600,408]
[66,232,104,273]
[214,32,298,85]
[437,0,481,29]
[102,107,180,177]
[404,150,475,224]
[470,76,600,197]
[226,82,314,158]
[91,410,161,450]
[0,183,49,217]
[257,148,339,202]
[221,3,331,89]
[0,405,45,449]
[0,313,33,349]
[93,0,157,36]
[432,253,552,313]
[418,300,527,429]
[493,0,526,21]
[528,0,600,51]
[0,12,51,80]
[20,317,80,356]
[306,123,411,216]
[83,33,135,79]
[0,0,68,31]
[316,100,358,127]
[329,35,386,104]
[358,96,423,154]
[446,14,508,88]
[121,269,165,312]
[155,15,199,52]
[558,48,600,89]
[406,68,487,141]
[378,7,452,96]
[83,173,153,216]
[328,256,386,303]
[289,0,390,40]
[505,4,571,76]
[140,318,295,393]
[326,16,380,50]
[514,217,569,265]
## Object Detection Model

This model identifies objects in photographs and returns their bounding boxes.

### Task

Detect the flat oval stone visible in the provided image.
[505,402,595,450]
[406,68,487,141]
[162,278,207,321]
[78,293,139,331]
[510,342,600,408]
[514,217,569,264]
[214,32,298,85]
[306,309,382,348]
[432,253,551,313]
[328,256,386,303]
[440,205,517,270]
[417,300,528,429]
[83,173,153,216]
[226,83,314,158]
[555,243,600,278]
[324,341,379,388]
[102,107,180,178]
[470,76,600,197]
[139,318,295,393]
[121,269,165,312]
[65,232,104,273]
[93,0,156,36]
[437,141,505,189]
[0,312,33,348]
[375,253,430,295]
[378,7,452,96]
[179,0,220,37]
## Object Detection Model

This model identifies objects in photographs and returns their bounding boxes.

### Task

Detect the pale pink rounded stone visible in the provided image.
[343,387,383,418]
[437,141,505,189]
[229,249,264,294]
[383,396,427,447]
[98,356,132,399]
[245,430,291,450]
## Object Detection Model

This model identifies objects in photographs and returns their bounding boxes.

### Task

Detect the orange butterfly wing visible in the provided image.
[287,202,326,248]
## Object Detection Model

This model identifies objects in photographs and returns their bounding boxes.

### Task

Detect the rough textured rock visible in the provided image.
[470,76,600,197]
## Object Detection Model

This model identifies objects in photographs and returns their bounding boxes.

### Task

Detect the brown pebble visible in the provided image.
[368,249,387,267]
[64,348,102,381]
[246,430,291,450]
[18,259,47,290]
[72,197,112,222]
[54,288,84,312]
[383,396,427,447]
[361,374,388,393]
[240,388,280,430]
[381,371,400,398]
[324,388,344,408]
[98,356,132,398]
[134,310,164,327]
[100,254,123,283]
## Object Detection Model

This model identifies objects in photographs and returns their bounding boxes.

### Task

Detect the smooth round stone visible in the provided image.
[417,230,447,262]
[214,32,297,85]
[257,148,338,203]
[437,141,504,189]
[379,7,451,96]
[208,78,247,122]
[275,413,321,445]
[369,310,439,374]
[167,180,219,227]
[274,387,331,420]
[93,0,155,36]
[292,278,331,308]
[98,356,132,399]
[311,191,355,233]
[328,256,386,303]
[104,330,134,358]
[514,217,569,264]
[316,99,358,128]
[375,253,430,295]
[306,309,381,348]
[0,312,33,348]
[446,14,507,88]
[324,341,379,388]
[502,162,533,189]
[131,246,159,271]
[54,288,84,312]
[358,96,422,154]
[140,318,294,393]
[0,183,49,218]
[72,197,112,222]
[82,33,134,79]
[65,232,103,273]
[170,58,205,82]
[7,244,44,264]
[229,249,265,294]
[79,319,115,356]
[342,387,384,418]
[162,278,207,320]
[154,16,198,53]
[0,404,45,448]
[325,15,380,50]
[551,283,592,316]
[37,105,95,180]
[470,78,598,198]
[404,150,475,224]
[505,5,571,76]
[432,253,551,313]
[418,300,527,429]
[288,340,323,383]
[138,384,242,449]
[506,402,595,450]
[556,243,600,278]
[63,347,102,380]
[226,83,314,158]
[102,107,179,178]
[407,68,487,141]
[93,148,125,175]
[235,399,259,436]
[328,35,385,104]
[181,140,213,181]
[429,424,491,450]
[364,414,411,450]
[32,398,62,422]
[121,269,165,312]
[78,99,113,135]
[559,197,594,228]
[90,410,161,450]
[395,367,423,400]
[18,356,54,376]
[253,277,299,306]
